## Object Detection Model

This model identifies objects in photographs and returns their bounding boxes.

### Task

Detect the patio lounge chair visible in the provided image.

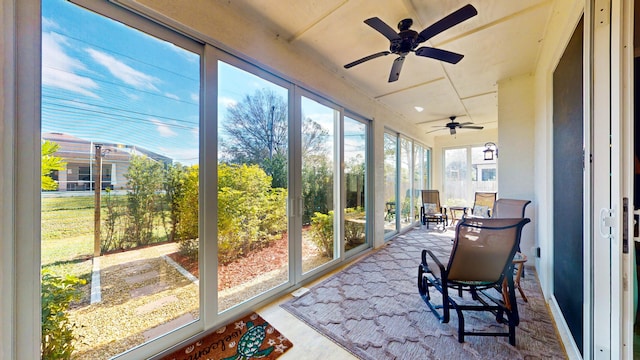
[467,191,497,218]
[418,217,531,345]
[492,198,532,299]
[420,190,448,231]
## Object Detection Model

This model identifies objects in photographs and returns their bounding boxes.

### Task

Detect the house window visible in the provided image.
[443,145,497,206]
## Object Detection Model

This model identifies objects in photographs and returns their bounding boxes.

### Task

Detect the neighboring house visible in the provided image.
[43,132,172,191]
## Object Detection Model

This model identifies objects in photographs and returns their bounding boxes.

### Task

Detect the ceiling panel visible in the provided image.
[217,0,555,135]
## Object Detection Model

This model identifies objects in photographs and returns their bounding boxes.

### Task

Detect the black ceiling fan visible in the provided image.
[427,116,483,135]
[344,4,477,82]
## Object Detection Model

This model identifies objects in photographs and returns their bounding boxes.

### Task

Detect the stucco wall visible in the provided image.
[497,74,536,261]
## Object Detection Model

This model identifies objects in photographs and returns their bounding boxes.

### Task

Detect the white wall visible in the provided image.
[497,74,536,260]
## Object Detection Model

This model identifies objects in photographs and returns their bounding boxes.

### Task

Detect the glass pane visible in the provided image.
[41,1,200,359]
[472,146,497,193]
[443,148,468,206]
[217,61,289,312]
[399,137,412,228]
[413,144,423,222]
[344,116,366,251]
[301,96,337,273]
[383,133,397,235]
[425,148,432,188]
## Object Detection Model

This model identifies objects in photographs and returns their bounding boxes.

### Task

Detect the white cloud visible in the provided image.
[86,48,160,91]
[150,118,177,137]
[220,96,237,108]
[190,93,199,102]
[158,146,199,166]
[42,32,100,98]
[164,92,180,101]
[42,17,60,31]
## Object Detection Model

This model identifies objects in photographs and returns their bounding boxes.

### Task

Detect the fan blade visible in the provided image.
[388,56,405,82]
[460,125,484,130]
[415,47,464,64]
[344,51,391,68]
[364,17,401,41]
[426,128,447,134]
[418,4,478,42]
[457,122,473,126]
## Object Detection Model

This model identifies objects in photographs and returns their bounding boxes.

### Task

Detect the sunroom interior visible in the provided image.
[6,0,630,359]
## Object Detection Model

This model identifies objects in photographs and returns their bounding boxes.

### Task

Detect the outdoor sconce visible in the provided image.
[483,142,498,161]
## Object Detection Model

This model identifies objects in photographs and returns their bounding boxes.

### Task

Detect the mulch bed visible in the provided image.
[167,235,290,291]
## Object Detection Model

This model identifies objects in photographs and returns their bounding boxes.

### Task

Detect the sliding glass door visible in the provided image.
[217,60,290,312]
[344,116,367,254]
[41,1,201,358]
[300,95,337,273]
[383,131,431,237]
[383,133,398,236]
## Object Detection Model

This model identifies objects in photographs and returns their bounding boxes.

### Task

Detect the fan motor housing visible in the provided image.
[390,30,419,54]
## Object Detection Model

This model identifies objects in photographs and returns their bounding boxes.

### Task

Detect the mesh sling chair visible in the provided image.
[418,217,531,345]
[420,190,448,231]
[492,198,532,299]
[467,191,497,218]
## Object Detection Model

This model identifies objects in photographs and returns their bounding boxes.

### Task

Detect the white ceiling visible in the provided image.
[222,0,554,138]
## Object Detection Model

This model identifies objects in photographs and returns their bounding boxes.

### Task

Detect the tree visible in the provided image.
[220,89,287,178]
[220,88,328,187]
[41,140,66,191]
[123,155,164,246]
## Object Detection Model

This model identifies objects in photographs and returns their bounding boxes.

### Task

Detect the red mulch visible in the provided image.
[167,235,289,291]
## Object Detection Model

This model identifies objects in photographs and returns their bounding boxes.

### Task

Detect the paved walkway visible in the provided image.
[89,242,199,341]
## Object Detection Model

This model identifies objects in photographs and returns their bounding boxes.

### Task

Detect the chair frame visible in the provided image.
[418,217,531,345]
[491,198,532,286]
[420,190,448,230]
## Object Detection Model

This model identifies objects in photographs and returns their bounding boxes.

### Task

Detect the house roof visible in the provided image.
[42,132,173,164]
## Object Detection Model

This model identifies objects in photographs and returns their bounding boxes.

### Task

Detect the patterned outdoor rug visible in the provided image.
[281,227,567,359]
[157,312,292,360]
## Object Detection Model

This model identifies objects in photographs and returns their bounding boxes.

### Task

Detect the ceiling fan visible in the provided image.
[344,4,478,82]
[427,116,483,135]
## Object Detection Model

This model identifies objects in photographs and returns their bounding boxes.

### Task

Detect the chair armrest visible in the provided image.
[422,249,445,273]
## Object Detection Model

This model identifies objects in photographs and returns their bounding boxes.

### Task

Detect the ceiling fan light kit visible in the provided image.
[344,4,477,82]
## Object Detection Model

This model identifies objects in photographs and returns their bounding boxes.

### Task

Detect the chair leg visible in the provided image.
[514,262,528,302]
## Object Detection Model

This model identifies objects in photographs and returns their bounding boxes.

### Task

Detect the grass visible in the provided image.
[41,196,97,304]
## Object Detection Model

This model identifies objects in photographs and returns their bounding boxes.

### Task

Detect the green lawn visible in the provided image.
[41,194,170,278]
[41,196,95,280]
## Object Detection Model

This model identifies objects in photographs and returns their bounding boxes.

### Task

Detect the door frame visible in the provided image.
[614,0,636,358]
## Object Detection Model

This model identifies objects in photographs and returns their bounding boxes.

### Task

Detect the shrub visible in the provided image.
[41,270,86,359]
[344,207,365,247]
[217,164,287,264]
[123,155,164,246]
[176,165,199,243]
[309,211,334,257]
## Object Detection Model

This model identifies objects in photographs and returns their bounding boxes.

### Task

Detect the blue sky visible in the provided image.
[42,0,363,167]
[42,0,200,165]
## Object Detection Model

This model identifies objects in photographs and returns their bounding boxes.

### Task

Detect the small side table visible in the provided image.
[448,206,467,226]
[502,252,528,310]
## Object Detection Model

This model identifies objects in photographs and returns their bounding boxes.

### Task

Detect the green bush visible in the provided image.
[344,207,365,248]
[309,211,334,257]
[176,165,199,243]
[41,269,86,359]
[217,164,287,264]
